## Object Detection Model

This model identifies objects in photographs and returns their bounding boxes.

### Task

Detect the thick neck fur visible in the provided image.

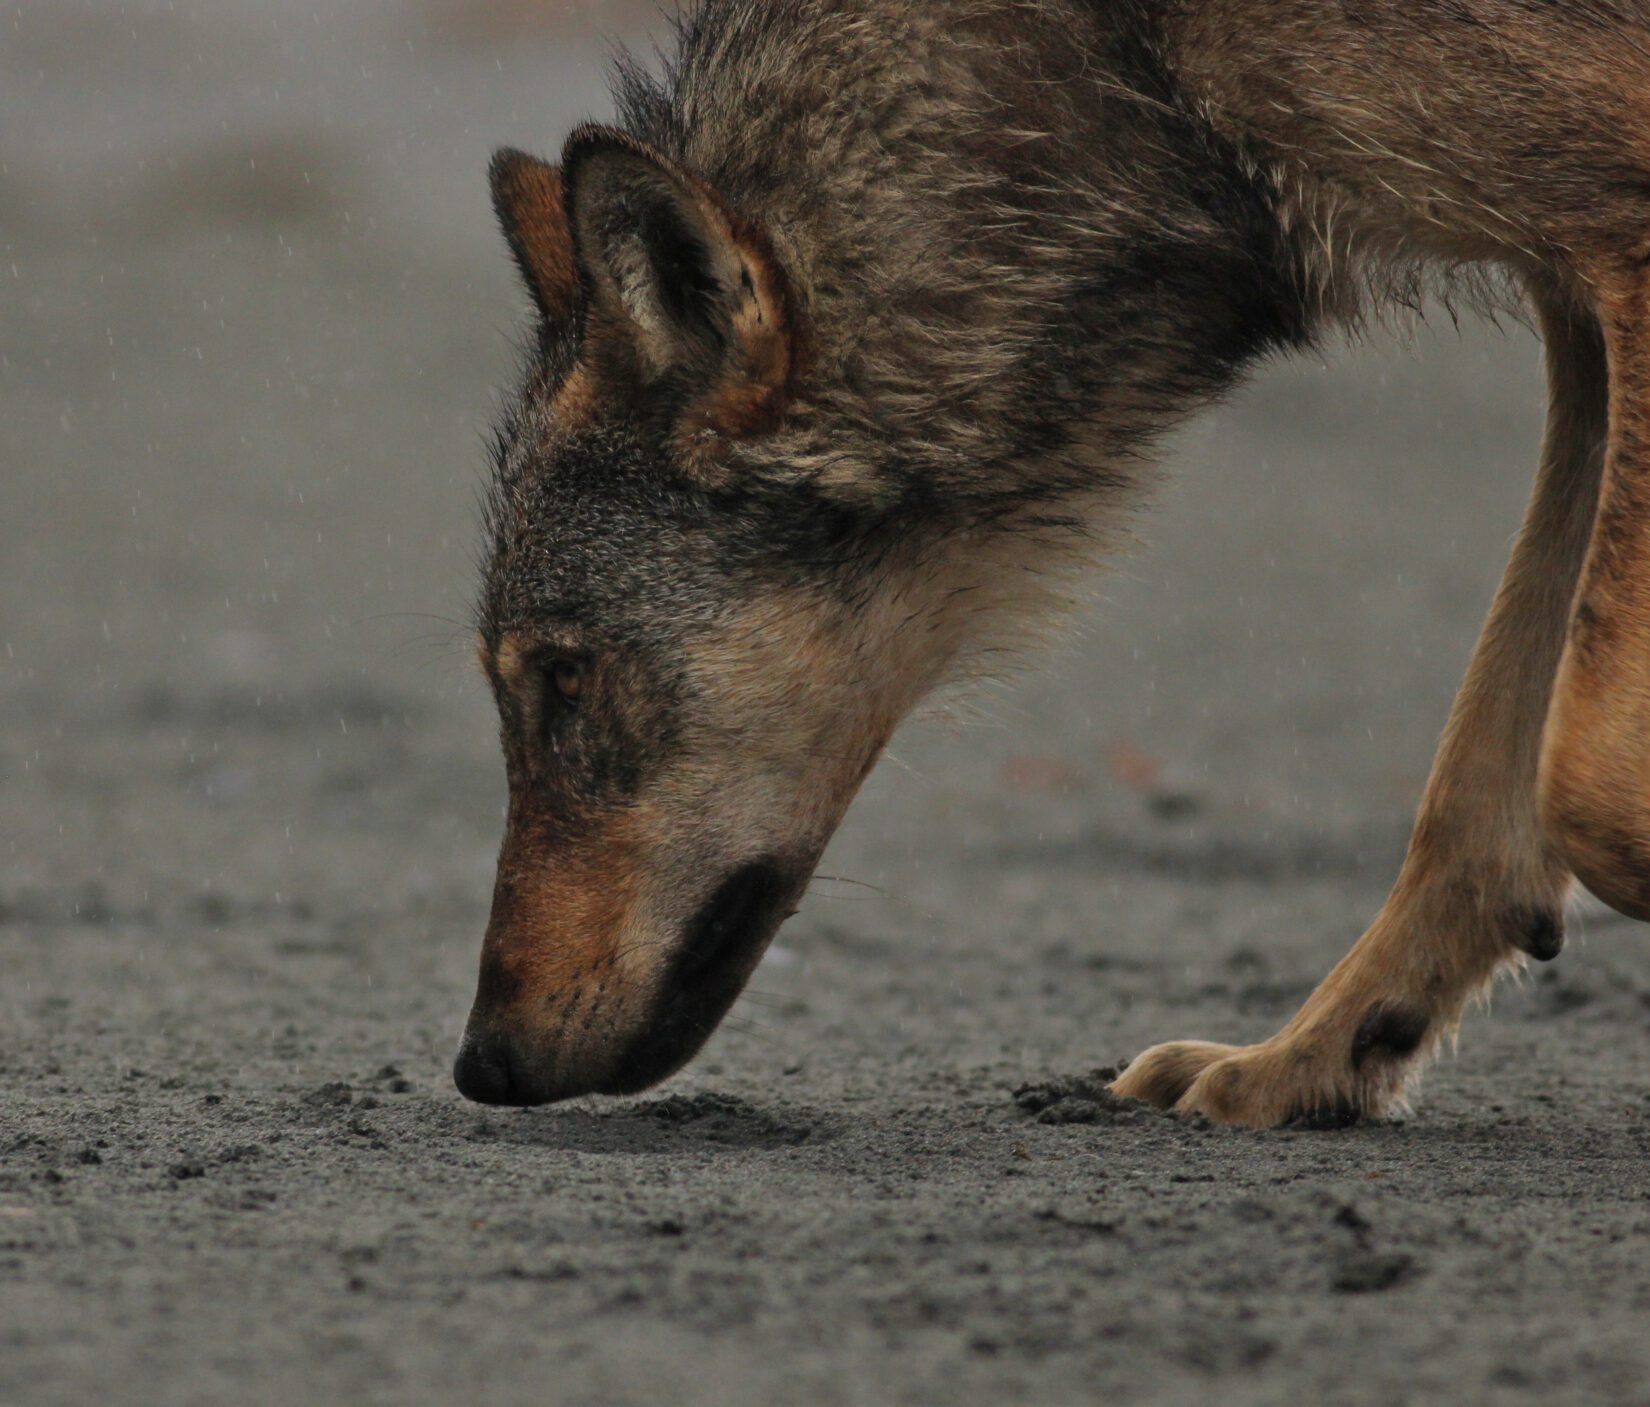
[582,0,1324,690]
[612,0,1318,521]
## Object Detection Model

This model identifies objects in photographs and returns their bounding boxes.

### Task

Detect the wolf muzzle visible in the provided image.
[453,857,804,1106]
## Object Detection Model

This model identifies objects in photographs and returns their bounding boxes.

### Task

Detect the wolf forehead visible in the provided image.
[477,400,871,644]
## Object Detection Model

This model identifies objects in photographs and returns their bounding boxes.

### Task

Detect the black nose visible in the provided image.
[453,1033,523,1105]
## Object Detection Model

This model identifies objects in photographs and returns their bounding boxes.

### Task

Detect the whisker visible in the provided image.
[356,611,474,631]
[810,874,888,896]
[733,990,797,1010]
[718,1016,782,1049]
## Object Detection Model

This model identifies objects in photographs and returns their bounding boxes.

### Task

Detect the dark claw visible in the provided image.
[1508,907,1564,962]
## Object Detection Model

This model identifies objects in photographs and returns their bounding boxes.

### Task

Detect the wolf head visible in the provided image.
[457,128,986,1105]
[453,0,1310,1103]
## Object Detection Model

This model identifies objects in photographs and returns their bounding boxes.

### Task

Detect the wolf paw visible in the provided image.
[1111,1038,1390,1129]
[1109,1040,1237,1110]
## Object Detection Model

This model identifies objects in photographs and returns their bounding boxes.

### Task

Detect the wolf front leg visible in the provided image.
[1114,284,1608,1126]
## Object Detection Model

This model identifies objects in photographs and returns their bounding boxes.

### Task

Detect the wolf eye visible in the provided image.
[547,659,584,710]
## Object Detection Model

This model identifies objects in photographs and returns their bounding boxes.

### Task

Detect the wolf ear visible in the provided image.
[489,148,578,324]
[561,125,798,441]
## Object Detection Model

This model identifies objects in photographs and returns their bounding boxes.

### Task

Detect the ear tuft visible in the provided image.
[489,148,577,324]
[560,125,799,446]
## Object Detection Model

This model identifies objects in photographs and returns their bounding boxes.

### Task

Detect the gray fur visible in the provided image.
[483,0,1318,644]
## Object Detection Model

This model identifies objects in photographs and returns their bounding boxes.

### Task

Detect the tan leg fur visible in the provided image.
[1115,286,1608,1124]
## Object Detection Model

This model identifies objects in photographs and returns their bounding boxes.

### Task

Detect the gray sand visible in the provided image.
[4,5,1649,1404]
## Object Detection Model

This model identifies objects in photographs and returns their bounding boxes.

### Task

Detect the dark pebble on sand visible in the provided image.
[1331,1250,1417,1293]
[1013,1068,1149,1124]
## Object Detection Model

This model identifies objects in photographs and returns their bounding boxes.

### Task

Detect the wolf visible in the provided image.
[454,0,1650,1126]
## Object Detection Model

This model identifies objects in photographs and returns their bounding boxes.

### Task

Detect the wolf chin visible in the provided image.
[454,0,1650,1127]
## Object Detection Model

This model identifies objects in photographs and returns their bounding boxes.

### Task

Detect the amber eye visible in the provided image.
[548,658,584,710]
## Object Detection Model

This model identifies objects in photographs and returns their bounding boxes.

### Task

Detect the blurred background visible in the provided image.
[2,0,1552,937]
[9,5,1646,1406]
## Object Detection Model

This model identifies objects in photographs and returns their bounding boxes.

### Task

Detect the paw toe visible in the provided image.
[1111,1040,1235,1110]
[1178,1049,1372,1129]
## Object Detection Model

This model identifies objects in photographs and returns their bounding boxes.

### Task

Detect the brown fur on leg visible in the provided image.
[1541,272,1650,922]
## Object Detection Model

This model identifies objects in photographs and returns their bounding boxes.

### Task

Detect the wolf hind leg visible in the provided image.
[1114,281,1607,1126]
[1539,269,1650,922]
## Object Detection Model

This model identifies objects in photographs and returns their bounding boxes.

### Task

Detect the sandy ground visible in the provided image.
[5,4,1650,1404]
